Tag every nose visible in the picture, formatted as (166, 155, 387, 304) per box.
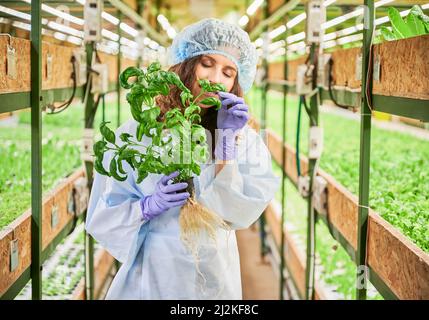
(208, 68, 222, 84)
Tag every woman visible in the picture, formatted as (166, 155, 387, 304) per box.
(86, 18, 280, 299)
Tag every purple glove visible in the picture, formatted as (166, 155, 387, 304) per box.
(140, 171, 190, 221)
(215, 92, 250, 161)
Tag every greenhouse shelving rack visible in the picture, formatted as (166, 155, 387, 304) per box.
(0, 84, 118, 114)
(0, 1, 134, 300)
(249, 123, 429, 300)
(267, 83, 429, 123)
(256, 0, 429, 301)
(2, 219, 77, 300)
(0, 168, 89, 300)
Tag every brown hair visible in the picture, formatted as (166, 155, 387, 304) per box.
(155, 55, 243, 158)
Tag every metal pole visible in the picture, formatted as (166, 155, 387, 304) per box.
(280, 7, 289, 300)
(84, 42, 95, 300)
(117, 11, 122, 128)
(137, 0, 146, 68)
(259, 0, 270, 259)
(305, 42, 319, 300)
(102, 94, 106, 123)
(356, 0, 374, 300)
(30, 0, 42, 300)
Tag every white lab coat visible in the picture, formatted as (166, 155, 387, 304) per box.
(85, 118, 280, 299)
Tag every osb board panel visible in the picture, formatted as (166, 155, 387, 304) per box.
(266, 128, 357, 248)
(0, 210, 31, 296)
(268, 56, 307, 83)
(97, 54, 136, 84)
(122, 57, 137, 70)
(398, 116, 424, 128)
(367, 211, 429, 300)
(257, 118, 429, 299)
(0, 112, 13, 120)
(320, 172, 358, 249)
(0, 168, 85, 297)
(330, 47, 361, 90)
(42, 42, 75, 90)
(265, 204, 326, 300)
(247, 116, 261, 133)
(253, 117, 429, 299)
(288, 56, 307, 83)
(0, 35, 138, 94)
(373, 35, 429, 100)
(0, 36, 30, 94)
(268, 61, 284, 81)
(269, 0, 284, 14)
(72, 249, 115, 300)
(265, 203, 282, 246)
(248, 7, 263, 33)
(0, 36, 76, 94)
(266, 128, 308, 185)
(41, 169, 85, 249)
(98, 52, 118, 83)
(93, 249, 115, 298)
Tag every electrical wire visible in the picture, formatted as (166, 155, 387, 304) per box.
(45, 55, 78, 114)
(327, 57, 349, 109)
(296, 95, 302, 177)
(364, 19, 375, 112)
(302, 94, 317, 126)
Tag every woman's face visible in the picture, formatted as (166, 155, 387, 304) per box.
(192, 54, 238, 110)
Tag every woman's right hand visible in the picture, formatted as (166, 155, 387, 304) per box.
(140, 171, 190, 221)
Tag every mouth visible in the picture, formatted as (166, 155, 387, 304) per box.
(203, 92, 218, 98)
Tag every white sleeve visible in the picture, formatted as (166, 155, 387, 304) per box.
(197, 126, 281, 230)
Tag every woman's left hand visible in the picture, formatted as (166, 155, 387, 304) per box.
(217, 92, 249, 132)
(214, 92, 249, 161)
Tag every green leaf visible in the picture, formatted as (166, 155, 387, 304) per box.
(137, 165, 149, 184)
(109, 157, 127, 181)
(184, 104, 201, 118)
(137, 123, 145, 141)
(207, 82, 227, 93)
(406, 11, 426, 36)
(199, 97, 221, 110)
(146, 158, 164, 173)
(167, 72, 186, 89)
(159, 83, 170, 96)
(119, 148, 140, 160)
(142, 107, 161, 123)
(381, 26, 397, 41)
(192, 144, 209, 163)
(142, 95, 154, 107)
(147, 61, 161, 73)
(120, 67, 144, 89)
(126, 91, 144, 122)
(119, 133, 133, 142)
(165, 108, 182, 119)
(409, 5, 429, 26)
(198, 79, 211, 91)
(180, 91, 192, 107)
(117, 159, 127, 175)
(189, 113, 201, 124)
(93, 140, 107, 158)
(192, 125, 207, 144)
(388, 7, 413, 39)
(125, 158, 135, 170)
(94, 158, 110, 176)
(191, 162, 201, 176)
(100, 121, 116, 145)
